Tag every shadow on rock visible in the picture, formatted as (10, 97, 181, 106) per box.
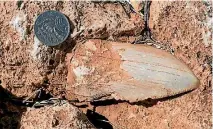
(130, 90, 193, 108)
(0, 85, 27, 129)
(86, 109, 113, 129)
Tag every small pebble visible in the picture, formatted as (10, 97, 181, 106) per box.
(155, 45, 161, 49)
(147, 43, 153, 46)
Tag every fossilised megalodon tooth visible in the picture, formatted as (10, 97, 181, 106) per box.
(66, 39, 199, 103)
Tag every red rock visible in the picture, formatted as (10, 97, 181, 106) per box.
(20, 103, 95, 129)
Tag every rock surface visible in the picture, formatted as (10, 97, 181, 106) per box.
(0, 1, 211, 129)
(0, 1, 143, 98)
(20, 103, 95, 129)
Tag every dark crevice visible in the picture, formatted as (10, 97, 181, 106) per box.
(86, 109, 113, 129)
(49, 59, 55, 66)
(90, 98, 157, 108)
(0, 86, 27, 129)
(90, 99, 125, 106)
(88, 90, 193, 108)
(130, 90, 193, 107)
(16, 0, 23, 9)
(132, 0, 153, 44)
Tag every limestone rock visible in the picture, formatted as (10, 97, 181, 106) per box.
(20, 103, 95, 129)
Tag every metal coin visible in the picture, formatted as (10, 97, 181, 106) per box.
(34, 10, 70, 46)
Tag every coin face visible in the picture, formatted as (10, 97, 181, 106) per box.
(34, 10, 70, 46)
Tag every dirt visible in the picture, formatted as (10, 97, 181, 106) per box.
(0, 1, 212, 129)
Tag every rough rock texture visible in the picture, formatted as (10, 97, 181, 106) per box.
(150, 1, 212, 91)
(20, 103, 95, 129)
(0, 1, 143, 98)
(63, 1, 144, 40)
(94, 1, 212, 129)
(0, 1, 212, 129)
(66, 39, 199, 103)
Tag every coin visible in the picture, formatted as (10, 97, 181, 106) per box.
(34, 10, 70, 46)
